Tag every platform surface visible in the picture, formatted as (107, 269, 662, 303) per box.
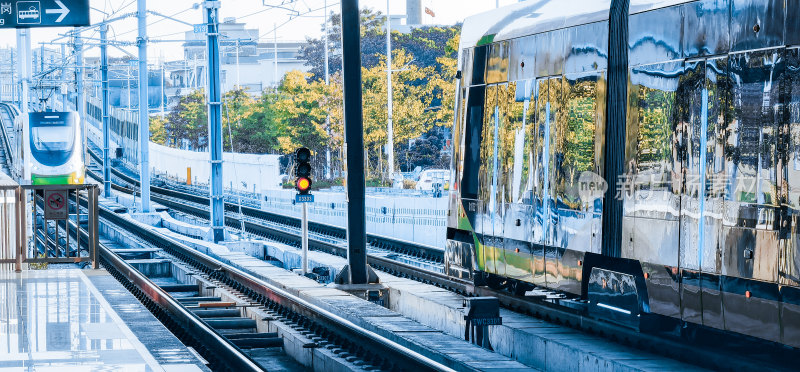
(0, 268, 208, 372)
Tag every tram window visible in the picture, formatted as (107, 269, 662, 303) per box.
(787, 49, 800, 209)
(460, 85, 486, 200)
(628, 61, 682, 208)
(629, 5, 682, 66)
(564, 73, 600, 209)
(472, 45, 488, 86)
(728, 50, 782, 207)
(512, 80, 535, 203)
(497, 83, 516, 206)
(486, 41, 509, 84)
(478, 85, 498, 206)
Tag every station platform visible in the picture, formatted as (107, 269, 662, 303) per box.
(0, 268, 209, 372)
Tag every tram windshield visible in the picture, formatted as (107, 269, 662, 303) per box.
(28, 112, 77, 167)
(32, 126, 74, 151)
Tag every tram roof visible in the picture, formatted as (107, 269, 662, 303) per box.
(459, 0, 695, 50)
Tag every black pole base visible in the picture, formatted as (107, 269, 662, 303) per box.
(334, 264, 380, 284)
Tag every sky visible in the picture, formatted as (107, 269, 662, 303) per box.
(0, 0, 521, 62)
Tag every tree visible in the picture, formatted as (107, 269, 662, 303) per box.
(149, 115, 168, 145)
(299, 9, 460, 82)
(222, 88, 255, 152)
(166, 89, 208, 149)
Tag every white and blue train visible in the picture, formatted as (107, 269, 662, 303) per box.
(14, 111, 85, 185)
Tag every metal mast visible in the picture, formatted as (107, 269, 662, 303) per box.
(100, 25, 112, 198)
(205, 0, 225, 243)
(385, 0, 394, 178)
(137, 0, 151, 212)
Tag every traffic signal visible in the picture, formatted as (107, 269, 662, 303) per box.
(295, 147, 312, 194)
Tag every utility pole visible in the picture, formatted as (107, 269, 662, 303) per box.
(205, 0, 225, 243)
(60, 44, 67, 110)
(273, 23, 278, 89)
(101, 25, 111, 198)
(17, 29, 30, 116)
(341, 0, 368, 284)
(75, 31, 85, 156)
(161, 62, 165, 118)
(138, 0, 151, 212)
(385, 0, 394, 179)
(324, 0, 331, 179)
(10, 49, 15, 105)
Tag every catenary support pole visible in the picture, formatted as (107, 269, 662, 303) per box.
(341, 0, 368, 284)
(75, 30, 86, 160)
(205, 0, 225, 243)
(137, 0, 151, 212)
(385, 0, 394, 179)
(16, 30, 30, 116)
(61, 44, 67, 110)
(100, 25, 112, 198)
(324, 0, 331, 179)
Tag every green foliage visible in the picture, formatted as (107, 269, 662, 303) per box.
(149, 116, 168, 145)
(161, 15, 461, 181)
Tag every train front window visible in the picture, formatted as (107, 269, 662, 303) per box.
(32, 126, 74, 152)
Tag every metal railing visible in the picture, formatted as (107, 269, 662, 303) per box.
(0, 172, 24, 271)
(23, 184, 99, 269)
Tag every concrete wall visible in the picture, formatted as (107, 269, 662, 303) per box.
(149, 142, 282, 191)
(261, 189, 448, 248)
(87, 121, 282, 191)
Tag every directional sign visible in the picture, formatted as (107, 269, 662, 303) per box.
(0, 0, 89, 28)
(44, 190, 68, 220)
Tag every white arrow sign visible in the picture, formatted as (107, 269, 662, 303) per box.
(45, 0, 70, 23)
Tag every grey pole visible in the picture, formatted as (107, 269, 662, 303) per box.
(302, 203, 308, 274)
(75, 31, 85, 159)
(324, 0, 331, 179)
(137, 0, 151, 212)
(204, 0, 225, 243)
(341, 0, 368, 284)
(60, 44, 67, 110)
(273, 23, 278, 89)
(101, 25, 112, 198)
(10, 49, 14, 105)
(385, 0, 394, 178)
(17, 29, 30, 115)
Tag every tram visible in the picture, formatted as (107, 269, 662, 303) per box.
(446, 0, 800, 347)
(14, 111, 85, 185)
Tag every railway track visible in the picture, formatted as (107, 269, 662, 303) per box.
(85, 143, 800, 371)
(58, 190, 453, 371)
(0, 103, 17, 176)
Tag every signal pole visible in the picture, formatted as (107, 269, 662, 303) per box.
(137, 0, 151, 212)
(205, 0, 225, 243)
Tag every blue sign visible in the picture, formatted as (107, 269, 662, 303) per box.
(0, 0, 90, 28)
(295, 194, 314, 203)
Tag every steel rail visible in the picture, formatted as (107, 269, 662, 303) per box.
(56, 201, 262, 371)
(88, 197, 454, 372)
(83, 162, 793, 371)
(132, 178, 779, 372)
(0, 103, 17, 174)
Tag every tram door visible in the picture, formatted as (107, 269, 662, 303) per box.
(532, 76, 561, 287)
(679, 58, 726, 328)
